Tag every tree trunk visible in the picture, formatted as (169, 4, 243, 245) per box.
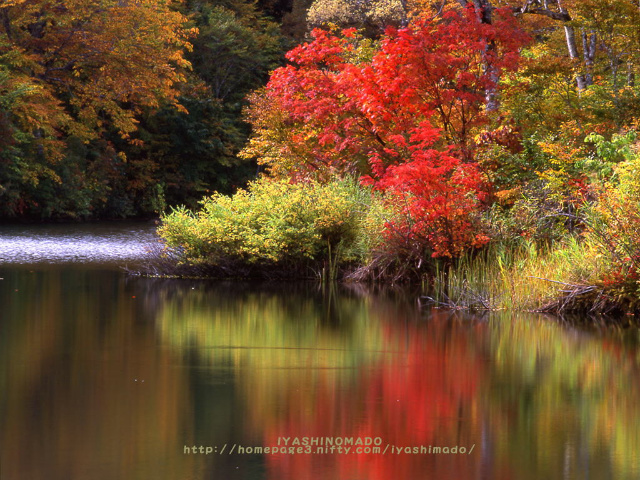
(515, 2, 594, 91)
(473, 0, 493, 23)
(398, 0, 409, 27)
(564, 25, 587, 90)
(458, 0, 499, 110)
(1, 9, 12, 40)
(581, 30, 596, 87)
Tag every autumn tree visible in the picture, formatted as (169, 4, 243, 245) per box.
(0, 0, 289, 218)
(0, 42, 76, 215)
(1, 0, 193, 139)
(243, 8, 527, 258)
(307, 0, 408, 36)
(0, 0, 196, 217)
(496, 0, 640, 200)
(117, 1, 287, 210)
(448, 1, 640, 93)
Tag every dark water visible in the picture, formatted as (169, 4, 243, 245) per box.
(1, 223, 639, 480)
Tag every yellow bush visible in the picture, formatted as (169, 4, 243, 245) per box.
(158, 176, 386, 268)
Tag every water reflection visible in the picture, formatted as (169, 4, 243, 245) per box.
(486, 316, 640, 480)
(1, 266, 640, 480)
(0, 269, 196, 480)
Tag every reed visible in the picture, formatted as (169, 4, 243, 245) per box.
(430, 237, 606, 312)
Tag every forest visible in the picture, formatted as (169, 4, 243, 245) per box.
(2, 0, 640, 312)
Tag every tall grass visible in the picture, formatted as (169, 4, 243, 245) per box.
(431, 237, 606, 311)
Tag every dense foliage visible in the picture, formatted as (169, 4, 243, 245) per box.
(0, 0, 287, 219)
(238, 0, 640, 306)
(159, 177, 385, 277)
(243, 8, 528, 262)
(3, 0, 640, 307)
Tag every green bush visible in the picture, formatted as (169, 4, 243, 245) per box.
(157, 176, 385, 272)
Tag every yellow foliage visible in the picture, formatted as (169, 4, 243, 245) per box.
(307, 0, 406, 31)
(1, 0, 194, 139)
(158, 176, 387, 267)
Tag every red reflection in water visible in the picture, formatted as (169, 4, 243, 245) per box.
(261, 312, 514, 480)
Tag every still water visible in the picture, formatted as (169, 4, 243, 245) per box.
(1, 222, 639, 480)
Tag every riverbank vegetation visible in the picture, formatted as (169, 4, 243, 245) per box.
(158, 176, 386, 279)
(3, 0, 640, 313)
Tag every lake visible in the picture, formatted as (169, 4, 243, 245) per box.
(1, 222, 639, 480)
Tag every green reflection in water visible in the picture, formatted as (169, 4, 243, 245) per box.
(158, 286, 640, 480)
(2, 267, 640, 480)
(487, 314, 640, 480)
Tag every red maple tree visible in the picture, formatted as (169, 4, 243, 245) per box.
(259, 7, 529, 257)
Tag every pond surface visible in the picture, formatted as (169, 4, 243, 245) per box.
(1, 222, 640, 480)
(0, 222, 159, 265)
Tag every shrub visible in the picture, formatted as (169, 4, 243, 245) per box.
(585, 138, 640, 299)
(157, 176, 385, 276)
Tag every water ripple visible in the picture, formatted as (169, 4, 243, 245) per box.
(0, 222, 160, 265)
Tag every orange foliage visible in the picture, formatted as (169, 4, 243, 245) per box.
(0, 0, 194, 139)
